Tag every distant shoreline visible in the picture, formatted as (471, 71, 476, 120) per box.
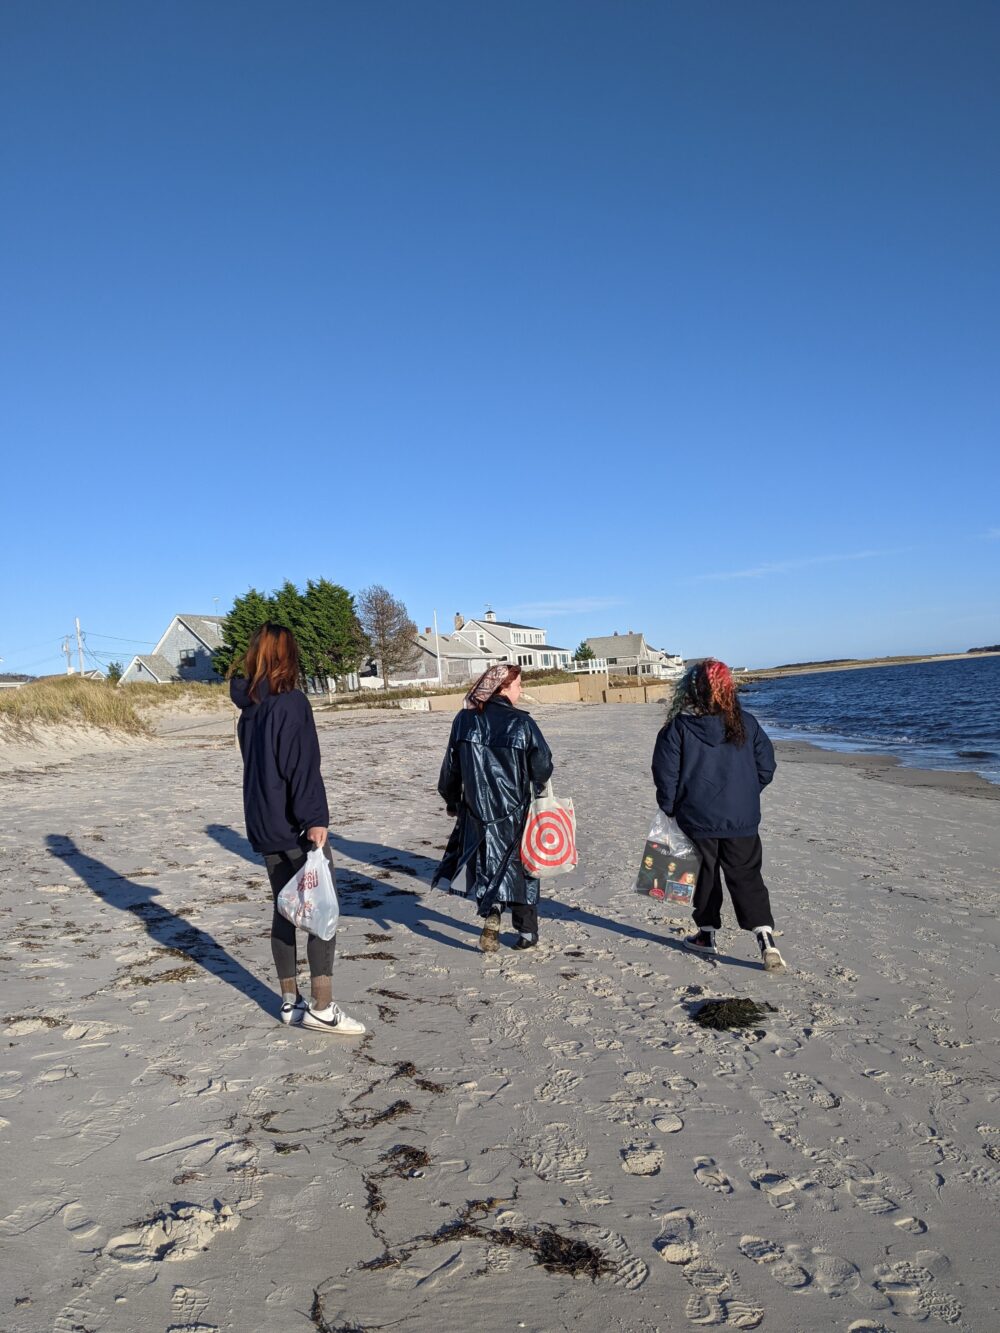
(743, 650, 998, 681)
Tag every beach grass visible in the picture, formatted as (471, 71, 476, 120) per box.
(0, 677, 151, 736)
(119, 681, 229, 710)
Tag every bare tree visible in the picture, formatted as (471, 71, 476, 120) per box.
(357, 585, 418, 690)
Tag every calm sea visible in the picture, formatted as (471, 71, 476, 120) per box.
(740, 655, 1000, 785)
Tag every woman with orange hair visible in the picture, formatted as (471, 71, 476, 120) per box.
(230, 623, 365, 1034)
(652, 659, 785, 971)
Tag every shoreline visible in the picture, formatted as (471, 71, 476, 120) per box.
(774, 735, 1000, 798)
(743, 649, 998, 679)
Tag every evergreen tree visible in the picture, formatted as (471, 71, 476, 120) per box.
(214, 587, 274, 677)
(303, 578, 367, 683)
(574, 641, 596, 661)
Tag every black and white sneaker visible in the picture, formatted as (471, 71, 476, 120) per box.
(682, 930, 719, 956)
(280, 996, 308, 1025)
(301, 1002, 366, 1035)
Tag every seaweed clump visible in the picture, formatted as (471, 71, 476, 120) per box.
(693, 997, 777, 1030)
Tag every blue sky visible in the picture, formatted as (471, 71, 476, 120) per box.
(2, 1, 998, 674)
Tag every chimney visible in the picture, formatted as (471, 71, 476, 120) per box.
(613, 630, 618, 637)
(454, 612, 464, 630)
(424, 627, 432, 636)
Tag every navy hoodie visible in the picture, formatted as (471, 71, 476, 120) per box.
(230, 677, 329, 854)
(652, 708, 776, 840)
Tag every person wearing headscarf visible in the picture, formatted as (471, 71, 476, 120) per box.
(652, 659, 784, 971)
(432, 663, 554, 951)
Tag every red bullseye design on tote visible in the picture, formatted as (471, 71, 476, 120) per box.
(522, 808, 576, 873)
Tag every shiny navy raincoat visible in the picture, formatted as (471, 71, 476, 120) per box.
(432, 697, 554, 918)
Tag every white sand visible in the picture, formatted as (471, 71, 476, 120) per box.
(1, 703, 998, 1331)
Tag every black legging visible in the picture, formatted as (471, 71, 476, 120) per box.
(264, 843, 337, 979)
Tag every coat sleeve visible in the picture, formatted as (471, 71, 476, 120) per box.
(438, 714, 463, 810)
(652, 721, 682, 815)
(752, 720, 776, 790)
(526, 719, 554, 794)
(275, 694, 330, 831)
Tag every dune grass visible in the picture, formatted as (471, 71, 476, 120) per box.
(0, 677, 151, 737)
(119, 680, 229, 710)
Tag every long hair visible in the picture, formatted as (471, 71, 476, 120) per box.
(666, 658, 746, 746)
(241, 623, 301, 702)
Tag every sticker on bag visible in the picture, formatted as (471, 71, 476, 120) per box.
(634, 811, 701, 907)
(276, 846, 340, 940)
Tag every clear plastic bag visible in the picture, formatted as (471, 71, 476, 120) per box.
(276, 847, 340, 941)
(633, 810, 702, 907)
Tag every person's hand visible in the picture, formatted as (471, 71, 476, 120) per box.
(307, 826, 328, 848)
(446, 804, 458, 817)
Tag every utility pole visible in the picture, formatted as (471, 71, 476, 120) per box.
(62, 637, 73, 674)
(75, 618, 85, 676)
(433, 609, 442, 687)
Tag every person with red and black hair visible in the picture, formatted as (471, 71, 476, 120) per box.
(230, 623, 365, 1033)
(652, 659, 785, 971)
(433, 663, 554, 951)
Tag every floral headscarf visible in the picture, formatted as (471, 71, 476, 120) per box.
(464, 662, 515, 711)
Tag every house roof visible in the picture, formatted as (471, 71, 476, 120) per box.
(177, 615, 225, 647)
(586, 634, 648, 658)
(521, 644, 569, 654)
(414, 633, 504, 660)
(465, 618, 543, 632)
(129, 654, 180, 683)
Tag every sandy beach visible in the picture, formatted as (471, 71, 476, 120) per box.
(2, 702, 998, 1332)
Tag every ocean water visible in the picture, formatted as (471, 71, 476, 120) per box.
(740, 655, 1000, 785)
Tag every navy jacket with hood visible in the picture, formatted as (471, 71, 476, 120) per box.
(230, 677, 329, 854)
(652, 708, 776, 841)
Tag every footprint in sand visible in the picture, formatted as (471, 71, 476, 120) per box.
(62, 1202, 107, 1253)
(738, 1236, 810, 1289)
(534, 1068, 582, 1104)
(106, 1200, 240, 1267)
(621, 1146, 663, 1176)
(654, 1209, 700, 1265)
(653, 1112, 684, 1134)
(694, 1157, 733, 1194)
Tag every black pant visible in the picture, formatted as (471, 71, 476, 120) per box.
(509, 901, 538, 939)
(691, 835, 774, 932)
(264, 843, 337, 979)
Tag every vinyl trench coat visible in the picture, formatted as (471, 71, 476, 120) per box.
(432, 696, 554, 918)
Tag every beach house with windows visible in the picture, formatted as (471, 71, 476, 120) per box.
(450, 610, 573, 671)
(361, 628, 506, 689)
(582, 632, 683, 679)
(119, 614, 226, 685)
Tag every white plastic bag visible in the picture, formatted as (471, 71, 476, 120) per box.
(634, 810, 702, 906)
(276, 847, 340, 941)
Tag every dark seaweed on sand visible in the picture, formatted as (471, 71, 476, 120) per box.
(693, 997, 777, 1029)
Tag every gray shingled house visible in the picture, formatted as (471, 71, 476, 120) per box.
(119, 614, 225, 685)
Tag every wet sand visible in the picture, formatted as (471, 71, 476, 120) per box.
(2, 702, 998, 1331)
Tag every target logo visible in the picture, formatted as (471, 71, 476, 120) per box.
(522, 806, 578, 876)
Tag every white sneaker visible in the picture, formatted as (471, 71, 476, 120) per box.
(755, 929, 786, 972)
(280, 996, 308, 1025)
(301, 1002, 366, 1036)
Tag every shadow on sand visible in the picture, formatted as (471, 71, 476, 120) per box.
(202, 824, 763, 967)
(46, 834, 276, 1016)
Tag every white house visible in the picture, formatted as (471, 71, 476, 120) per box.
(450, 610, 573, 671)
(583, 632, 684, 679)
(360, 628, 505, 690)
(120, 614, 226, 685)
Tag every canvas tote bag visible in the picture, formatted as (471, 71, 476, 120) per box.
(521, 780, 578, 878)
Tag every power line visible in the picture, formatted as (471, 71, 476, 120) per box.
(85, 632, 158, 645)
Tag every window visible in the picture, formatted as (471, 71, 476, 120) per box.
(608, 657, 618, 665)
(179, 648, 196, 669)
(477, 633, 486, 648)
(542, 654, 552, 667)
(517, 654, 533, 667)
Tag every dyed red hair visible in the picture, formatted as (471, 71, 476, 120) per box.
(243, 623, 301, 702)
(689, 658, 746, 745)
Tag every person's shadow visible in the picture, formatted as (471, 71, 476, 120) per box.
(46, 834, 276, 1016)
(204, 824, 482, 954)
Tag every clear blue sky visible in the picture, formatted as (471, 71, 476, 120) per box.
(2, 1, 998, 673)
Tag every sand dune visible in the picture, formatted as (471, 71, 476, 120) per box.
(1, 703, 997, 1330)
